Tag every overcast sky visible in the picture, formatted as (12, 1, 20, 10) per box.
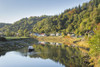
(0, 0, 90, 23)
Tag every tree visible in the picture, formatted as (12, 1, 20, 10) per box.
(18, 30, 23, 36)
(24, 29, 28, 37)
(81, 3, 87, 10)
(5, 29, 10, 36)
(93, 0, 99, 7)
(89, 23, 100, 56)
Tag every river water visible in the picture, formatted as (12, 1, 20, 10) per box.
(0, 41, 89, 67)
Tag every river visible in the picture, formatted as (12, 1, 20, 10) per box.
(0, 41, 89, 67)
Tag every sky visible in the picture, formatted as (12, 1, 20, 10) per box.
(0, 0, 90, 24)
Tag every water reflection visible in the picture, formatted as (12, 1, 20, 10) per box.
(38, 41, 62, 46)
(0, 51, 64, 67)
(0, 44, 89, 67)
(32, 45, 89, 67)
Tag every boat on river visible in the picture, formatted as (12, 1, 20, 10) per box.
(28, 46, 34, 52)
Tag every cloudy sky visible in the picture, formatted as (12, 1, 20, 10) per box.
(0, 0, 90, 23)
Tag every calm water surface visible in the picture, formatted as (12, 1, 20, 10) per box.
(0, 42, 89, 67)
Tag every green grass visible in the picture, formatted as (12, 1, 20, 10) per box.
(5, 37, 29, 40)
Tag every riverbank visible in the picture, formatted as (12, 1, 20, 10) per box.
(37, 36, 100, 67)
(0, 37, 38, 52)
(37, 36, 89, 48)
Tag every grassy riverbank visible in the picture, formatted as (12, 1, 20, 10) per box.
(37, 36, 89, 48)
(37, 35, 100, 67)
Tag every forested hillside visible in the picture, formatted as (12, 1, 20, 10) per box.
(8, 15, 49, 32)
(33, 0, 100, 35)
(0, 23, 11, 28)
(0, 0, 100, 36)
(0, 15, 50, 36)
(0, 23, 11, 33)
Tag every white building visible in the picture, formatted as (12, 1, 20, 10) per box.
(67, 33, 75, 37)
(56, 33, 61, 36)
(50, 34, 56, 36)
(39, 33, 47, 36)
(50, 42, 56, 45)
(56, 43, 62, 45)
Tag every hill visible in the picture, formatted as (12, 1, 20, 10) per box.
(0, 23, 11, 28)
(0, 15, 50, 36)
(33, 0, 100, 35)
(1, 0, 100, 36)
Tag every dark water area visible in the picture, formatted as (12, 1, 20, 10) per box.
(0, 41, 90, 67)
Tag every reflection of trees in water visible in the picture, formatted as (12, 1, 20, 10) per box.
(0, 45, 24, 57)
(30, 45, 89, 67)
(0, 44, 89, 67)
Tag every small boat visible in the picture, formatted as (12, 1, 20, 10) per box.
(28, 46, 34, 52)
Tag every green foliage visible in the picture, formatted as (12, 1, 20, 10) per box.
(0, 15, 50, 36)
(0, 23, 11, 28)
(89, 26, 100, 56)
(32, 0, 100, 35)
(0, 0, 100, 36)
